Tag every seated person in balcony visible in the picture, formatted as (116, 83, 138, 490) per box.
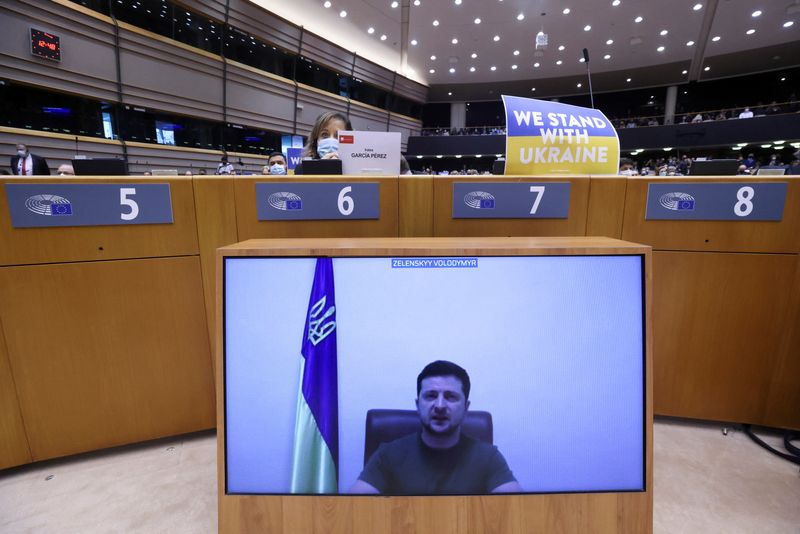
(738, 107, 754, 119)
(294, 111, 352, 174)
(691, 113, 704, 123)
(350, 360, 521, 495)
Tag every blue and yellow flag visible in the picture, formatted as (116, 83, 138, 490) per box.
(502, 95, 619, 175)
(290, 258, 339, 493)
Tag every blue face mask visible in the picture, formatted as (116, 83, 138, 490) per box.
(269, 163, 286, 175)
(317, 137, 339, 158)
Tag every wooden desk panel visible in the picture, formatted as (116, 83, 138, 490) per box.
(652, 251, 796, 424)
(0, 256, 215, 461)
(399, 175, 433, 237)
(233, 176, 399, 240)
(432, 176, 590, 237)
(0, 317, 31, 469)
(0, 177, 200, 266)
(621, 176, 800, 253)
(586, 176, 627, 238)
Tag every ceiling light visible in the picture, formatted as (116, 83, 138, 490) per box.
(712, 35, 721, 41)
(517, 13, 525, 21)
(323, 1, 331, 7)
(563, 8, 570, 14)
(606, 39, 614, 45)
(475, 154, 482, 158)
(390, 1, 398, 7)
(339, 10, 347, 17)
(474, 17, 481, 24)
(660, 29, 668, 36)
(451, 38, 458, 44)
(751, 10, 761, 17)
(531, 87, 536, 91)
(682, 69, 688, 74)
(604, 54, 611, 59)
(556, 60, 562, 65)
(436, 155, 443, 158)
(493, 35, 500, 41)
(454, 0, 461, 4)
(511, 64, 518, 69)
(469, 66, 475, 72)
(704, 66, 710, 71)
(686, 40, 695, 46)
(612, 0, 620, 5)
(367, 27, 375, 34)
(657, 46, 665, 52)
(760, 144, 772, 148)
(411, 39, 418, 45)
(784, 21, 795, 28)
(513, 49, 520, 55)
(577, 83, 582, 87)
(380, 34, 387, 40)
(579, 57, 585, 62)
(471, 52, 478, 58)
(533, 62, 540, 67)
(634, 16, 643, 23)
(449, 67, 455, 73)
(432, 20, 439, 26)
(455, 155, 462, 158)
(558, 45, 565, 51)
(414, 0, 420, 5)
(429, 69, 435, 73)
(430, 55, 436, 60)
(626, 77, 632, 82)
(416, 155, 422, 159)
(490, 65, 497, 71)
(781, 77, 786, 81)
(584, 24, 591, 31)
(693, 3, 702, 11)
(746, 28, 755, 35)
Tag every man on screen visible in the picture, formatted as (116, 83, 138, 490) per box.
(349, 360, 522, 495)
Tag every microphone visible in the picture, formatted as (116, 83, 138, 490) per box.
(582, 48, 595, 109)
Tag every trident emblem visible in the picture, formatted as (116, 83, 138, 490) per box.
(307, 295, 336, 346)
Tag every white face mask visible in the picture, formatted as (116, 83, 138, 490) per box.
(316, 137, 339, 158)
(269, 163, 286, 175)
(620, 169, 634, 176)
(17, 150, 27, 157)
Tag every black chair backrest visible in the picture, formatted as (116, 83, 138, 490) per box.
(364, 409, 493, 465)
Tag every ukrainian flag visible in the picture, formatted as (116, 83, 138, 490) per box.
(290, 258, 339, 493)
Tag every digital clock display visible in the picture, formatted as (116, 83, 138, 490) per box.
(30, 29, 61, 62)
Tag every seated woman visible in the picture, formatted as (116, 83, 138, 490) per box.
(295, 111, 353, 174)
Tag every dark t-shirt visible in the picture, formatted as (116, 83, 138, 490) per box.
(357, 432, 516, 495)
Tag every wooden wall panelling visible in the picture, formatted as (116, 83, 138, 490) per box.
(388, 113, 424, 151)
(432, 176, 591, 237)
(233, 176, 399, 240)
(621, 176, 800, 253)
(193, 176, 239, 370)
(348, 102, 391, 134)
(392, 74, 429, 104)
(0, 0, 119, 102)
(295, 86, 350, 135)
(227, 0, 302, 54)
(586, 176, 628, 238)
(117, 24, 224, 121)
(652, 251, 796, 424)
(225, 62, 297, 134)
(299, 32, 353, 78)
(0, 315, 32, 469)
(0, 177, 199, 266)
(123, 142, 224, 175)
(352, 57, 395, 94)
(399, 175, 434, 237)
(763, 254, 800, 429)
(0, 256, 215, 461)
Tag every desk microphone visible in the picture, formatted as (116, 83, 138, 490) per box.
(583, 48, 595, 109)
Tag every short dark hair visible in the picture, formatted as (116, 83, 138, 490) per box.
(268, 151, 286, 161)
(417, 360, 471, 400)
(619, 157, 634, 167)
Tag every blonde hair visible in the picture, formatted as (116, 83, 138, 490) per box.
(302, 111, 353, 158)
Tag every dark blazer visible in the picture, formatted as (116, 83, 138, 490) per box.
(10, 153, 50, 175)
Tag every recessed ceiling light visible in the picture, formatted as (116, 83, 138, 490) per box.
(446, 93, 451, 96)
(339, 10, 347, 17)
(606, 39, 614, 45)
(429, 68, 435, 73)
(634, 15, 643, 23)
(531, 87, 536, 91)
(490, 65, 497, 71)
(533, 62, 540, 67)
(660, 29, 668, 36)
(390, 1, 398, 7)
(323, 1, 331, 7)
(430, 55, 436, 60)
(411, 39, 418, 45)
(686, 40, 695, 46)
(657, 45, 665, 52)
(682, 69, 688, 74)
(712, 35, 720, 41)
(380, 34, 387, 40)
(511, 64, 518, 69)
(704, 66, 710, 71)
(781, 77, 786, 81)
(493, 35, 501, 41)
(454, 0, 461, 4)
(579, 57, 585, 62)
(746, 28, 756, 34)
(416, 155, 422, 159)
(784, 21, 795, 28)
(577, 82, 582, 87)
(367, 27, 375, 34)
(449, 67, 455, 73)
(626, 77, 632, 82)
(413, 0, 420, 5)
(584, 24, 591, 31)
(751, 10, 761, 17)
(558, 45, 565, 51)
(693, 3, 702, 11)
(604, 54, 611, 59)
(469, 66, 476, 72)
(563, 8, 570, 14)
(513, 49, 520, 55)
(474, 17, 481, 24)
(556, 60, 563, 65)
(612, 0, 620, 5)
(432, 20, 439, 26)
(517, 13, 525, 21)
(471, 52, 478, 58)
(451, 38, 459, 44)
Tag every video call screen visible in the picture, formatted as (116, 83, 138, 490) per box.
(224, 255, 645, 495)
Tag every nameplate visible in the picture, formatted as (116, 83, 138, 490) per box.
(5, 183, 173, 228)
(645, 183, 787, 221)
(451, 182, 570, 219)
(256, 182, 380, 220)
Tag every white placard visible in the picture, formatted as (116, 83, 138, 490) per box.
(337, 130, 401, 176)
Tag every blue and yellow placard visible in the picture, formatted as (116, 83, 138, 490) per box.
(502, 95, 619, 175)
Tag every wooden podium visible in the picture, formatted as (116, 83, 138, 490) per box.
(216, 237, 653, 534)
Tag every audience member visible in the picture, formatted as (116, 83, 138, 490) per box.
(11, 143, 50, 175)
(738, 107, 754, 119)
(56, 163, 75, 176)
(267, 151, 287, 175)
(216, 156, 234, 175)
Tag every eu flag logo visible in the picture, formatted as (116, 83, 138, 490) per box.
(286, 200, 302, 210)
(51, 203, 73, 215)
(677, 200, 694, 211)
(480, 198, 495, 209)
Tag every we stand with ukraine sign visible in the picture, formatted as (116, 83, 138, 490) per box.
(502, 95, 619, 175)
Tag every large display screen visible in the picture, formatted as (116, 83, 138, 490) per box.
(224, 255, 645, 495)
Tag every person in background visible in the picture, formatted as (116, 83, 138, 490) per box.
(216, 155, 234, 175)
(738, 107, 754, 119)
(302, 111, 352, 160)
(266, 152, 287, 175)
(11, 143, 50, 175)
(56, 163, 75, 176)
(743, 153, 756, 169)
(184, 170, 193, 176)
(400, 155, 412, 175)
(197, 168, 207, 175)
(619, 157, 637, 176)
